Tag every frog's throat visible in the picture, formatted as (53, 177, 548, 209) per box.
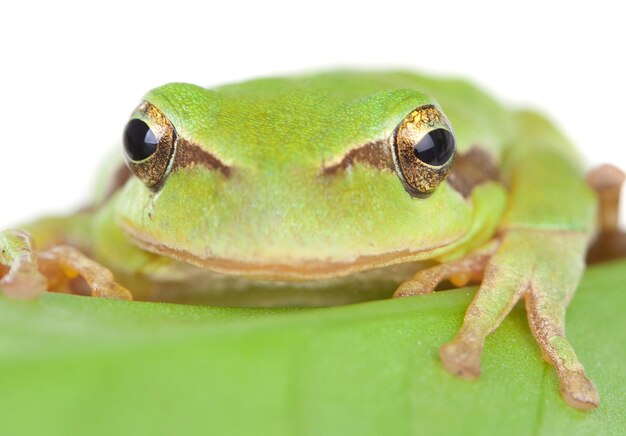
(120, 222, 460, 281)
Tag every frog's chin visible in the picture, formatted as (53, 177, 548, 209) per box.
(120, 223, 458, 281)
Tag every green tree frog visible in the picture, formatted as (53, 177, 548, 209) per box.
(1, 71, 623, 411)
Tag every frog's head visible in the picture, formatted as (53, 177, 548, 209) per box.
(115, 73, 477, 279)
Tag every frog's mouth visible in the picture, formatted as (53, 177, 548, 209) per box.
(120, 221, 457, 281)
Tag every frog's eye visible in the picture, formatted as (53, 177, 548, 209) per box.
(392, 105, 456, 197)
(124, 119, 158, 161)
(123, 102, 176, 190)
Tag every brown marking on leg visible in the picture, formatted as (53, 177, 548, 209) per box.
(525, 291, 600, 410)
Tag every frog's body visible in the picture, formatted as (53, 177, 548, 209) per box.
(0, 71, 610, 410)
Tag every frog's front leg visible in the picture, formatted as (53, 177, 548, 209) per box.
(38, 245, 132, 300)
(393, 242, 498, 297)
(439, 230, 599, 410)
(0, 228, 132, 301)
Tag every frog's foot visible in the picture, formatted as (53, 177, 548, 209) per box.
(38, 246, 132, 300)
(393, 245, 496, 297)
(0, 230, 48, 299)
(586, 164, 626, 263)
(440, 229, 599, 411)
(0, 230, 132, 301)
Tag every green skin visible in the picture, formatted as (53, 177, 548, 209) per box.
(0, 71, 600, 410)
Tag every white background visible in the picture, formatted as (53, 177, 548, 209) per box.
(1, 0, 625, 227)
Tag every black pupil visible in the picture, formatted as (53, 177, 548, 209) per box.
(123, 119, 159, 161)
(413, 128, 455, 166)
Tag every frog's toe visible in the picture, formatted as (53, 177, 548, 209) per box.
(0, 230, 47, 299)
(39, 245, 132, 301)
(560, 370, 600, 410)
(92, 282, 133, 300)
(586, 164, 626, 263)
(0, 265, 48, 299)
(526, 289, 599, 410)
(393, 248, 492, 298)
(439, 337, 481, 379)
(439, 241, 526, 381)
(393, 274, 439, 297)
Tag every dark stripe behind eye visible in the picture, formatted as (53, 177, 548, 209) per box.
(322, 140, 395, 176)
(173, 138, 231, 177)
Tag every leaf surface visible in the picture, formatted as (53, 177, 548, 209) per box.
(1, 260, 624, 435)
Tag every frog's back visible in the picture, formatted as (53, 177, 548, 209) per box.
(213, 70, 517, 157)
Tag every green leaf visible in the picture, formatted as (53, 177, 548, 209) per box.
(1, 260, 625, 435)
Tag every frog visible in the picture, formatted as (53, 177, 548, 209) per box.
(1, 70, 624, 411)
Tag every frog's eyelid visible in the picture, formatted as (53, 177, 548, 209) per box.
(172, 137, 231, 177)
(321, 140, 395, 176)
